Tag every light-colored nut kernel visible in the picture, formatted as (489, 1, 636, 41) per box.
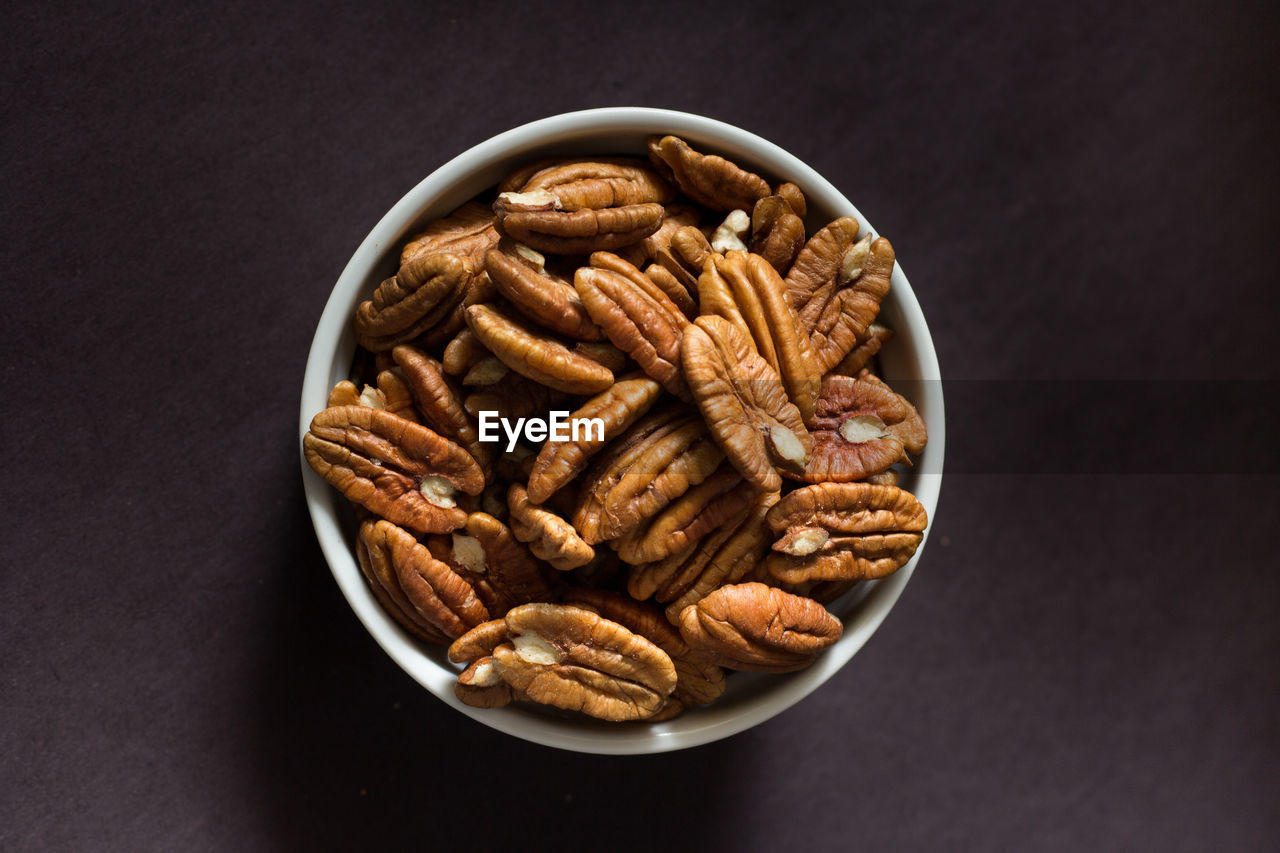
(419, 475, 458, 508)
(513, 243, 545, 271)
(781, 527, 829, 556)
(357, 385, 385, 409)
(463, 356, 509, 386)
(838, 415, 892, 443)
(512, 631, 561, 665)
(710, 209, 750, 253)
(498, 189, 561, 208)
(452, 533, 486, 573)
(840, 233, 873, 284)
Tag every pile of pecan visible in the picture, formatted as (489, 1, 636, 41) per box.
(304, 135, 929, 723)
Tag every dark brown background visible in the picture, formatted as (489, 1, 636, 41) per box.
(3, 1, 1278, 849)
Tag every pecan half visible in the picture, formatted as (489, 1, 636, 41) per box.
(357, 519, 488, 641)
(646, 135, 771, 212)
(328, 371, 419, 423)
(696, 251, 820, 421)
(526, 374, 663, 504)
(562, 588, 725, 707)
(491, 603, 677, 721)
(464, 303, 613, 395)
(785, 217, 863, 327)
(571, 407, 724, 544)
(793, 373, 927, 483)
(764, 483, 927, 584)
(643, 263, 698, 319)
(354, 253, 470, 352)
(484, 244, 604, 342)
(356, 521, 448, 645)
(511, 158, 675, 210)
(391, 344, 490, 474)
(655, 225, 714, 293)
(493, 191, 664, 255)
(676, 582, 843, 672)
(304, 406, 484, 534)
(400, 200, 499, 269)
(806, 237, 895, 372)
(680, 316, 812, 492)
(613, 465, 752, 565)
(508, 484, 594, 571)
(749, 194, 805, 274)
(575, 252, 690, 398)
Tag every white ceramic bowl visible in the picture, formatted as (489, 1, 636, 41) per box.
(299, 107, 945, 754)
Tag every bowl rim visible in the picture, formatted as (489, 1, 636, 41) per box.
(299, 107, 945, 754)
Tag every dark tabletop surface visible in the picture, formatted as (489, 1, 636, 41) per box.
(3, 1, 1278, 850)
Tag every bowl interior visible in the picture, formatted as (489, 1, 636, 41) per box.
(299, 108, 944, 754)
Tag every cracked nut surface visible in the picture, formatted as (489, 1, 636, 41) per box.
(681, 316, 811, 492)
(304, 406, 484, 534)
(491, 603, 677, 721)
(677, 582, 843, 672)
(765, 483, 927, 583)
(328, 371, 419, 423)
(794, 373, 927, 483)
(646, 135, 771, 212)
(459, 512, 557, 612)
(455, 656, 515, 708)
(464, 303, 614, 395)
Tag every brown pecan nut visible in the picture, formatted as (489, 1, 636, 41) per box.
(355, 521, 449, 645)
(785, 217, 863, 328)
(749, 194, 806, 274)
(630, 491, 778, 623)
(304, 406, 484, 534)
(696, 251, 821, 421)
(491, 603, 677, 721)
(391, 344, 490, 474)
(643, 262, 698, 319)
(680, 316, 812, 492)
(646, 135, 771, 212)
(562, 588, 725, 707)
(353, 253, 470, 352)
(447, 618, 510, 664)
(575, 252, 691, 398)
(806, 237, 894, 372)
(454, 656, 515, 709)
(507, 484, 594, 571)
(400, 200, 499, 269)
(441, 327, 489, 377)
(775, 182, 807, 218)
(526, 374, 663, 504)
(328, 371, 419, 424)
(676, 582, 843, 672)
(613, 465, 752, 565)
(357, 519, 488, 641)
(493, 190, 664, 255)
(510, 158, 675, 210)
(832, 322, 894, 376)
(458, 512, 557, 611)
(571, 407, 724, 545)
(793, 373, 927, 483)
(764, 483, 927, 584)
(464, 303, 613, 395)
(484, 244, 604, 342)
